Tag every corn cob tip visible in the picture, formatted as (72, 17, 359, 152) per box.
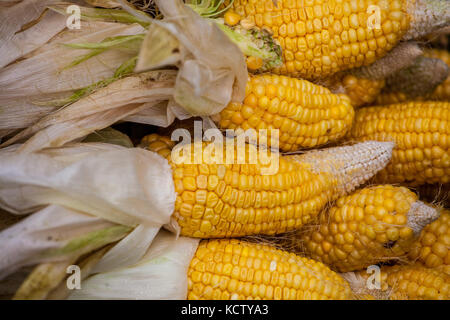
(384, 56, 450, 98)
(404, 0, 450, 40)
(407, 201, 440, 235)
(292, 141, 395, 197)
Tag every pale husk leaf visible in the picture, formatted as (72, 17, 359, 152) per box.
(0, 204, 121, 280)
(85, 0, 120, 8)
(2, 70, 176, 151)
(69, 230, 200, 300)
(0, 0, 67, 68)
(0, 21, 144, 99)
(136, 0, 247, 116)
(0, 143, 176, 227)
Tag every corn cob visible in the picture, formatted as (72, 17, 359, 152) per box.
(348, 101, 450, 186)
(143, 134, 394, 238)
(225, 0, 449, 79)
(215, 74, 355, 151)
(188, 238, 354, 300)
(324, 74, 385, 108)
(287, 185, 440, 272)
(426, 49, 450, 101)
(344, 264, 450, 300)
(408, 209, 450, 273)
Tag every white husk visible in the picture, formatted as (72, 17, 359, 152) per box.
(0, 142, 178, 277)
(2, 71, 176, 152)
(137, 0, 247, 116)
(0, 204, 117, 280)
(69, 230, 200, 300)
(0, 142, 176, 226)
(0, 21, 145, 133)
(0, 0, 67, 68)
(0, 21, 144, 98)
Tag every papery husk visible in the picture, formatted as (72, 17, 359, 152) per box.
(46, 245, 112, 299)
(1, 70, 176, 152)
(0, 142, 177, 278)
(82, 127, 133, 147)
(0, 0, 68, 68)
(135, 0, 247, 116)
(0, 204, 126, 280)
(0, 21, 145, 133)
(0, 142, 175, 226)
(69, 230, 199, 300)
(85, 0, 120, 8)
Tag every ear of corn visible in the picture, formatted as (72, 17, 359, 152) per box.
(348, 101, 450, 186)
(227, 0, 411, 79)
(344, 264, 450, 300)
(187, 238, 354, 300)
(408, 209, 450, 273)
(216, 74, 355, 151)
(143, 134, 393, 238)
(287, 185, 440, 272)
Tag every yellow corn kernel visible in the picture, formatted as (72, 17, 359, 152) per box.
(348, 101, 450, 186)
(287, 185, 440, 272)
(224, 10, 241, 27)
(325, 73, 386, 108)
(188, 239, 354, 300)
(409, 209, 450, 271)
(218, 74, 355, 152)
(228, 0, 410, 79)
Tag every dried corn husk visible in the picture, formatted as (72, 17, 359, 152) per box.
(136, 0, 247, 116)
(69, 230, 199, 300)
(0, 142, 177, 278)
(0, 0, 68, 68)
(82, 127, 133, 147)
(0, 204, 126, 280)
(1, 70, 176, 151)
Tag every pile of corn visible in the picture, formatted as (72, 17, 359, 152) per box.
(0, 0, 449, 301)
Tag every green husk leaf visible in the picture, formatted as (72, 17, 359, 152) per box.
(69, 230, 200, 300)
(82, 127, 134, 148)
(48, 3, 150, 26)
(85, 0, 121, 8)
(36, 56, 138, 107)
(215, 23, 283, 71)
(0, 0, 68, 68)
(45, 225, 132, 258)
(186, 0, 234, 18)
